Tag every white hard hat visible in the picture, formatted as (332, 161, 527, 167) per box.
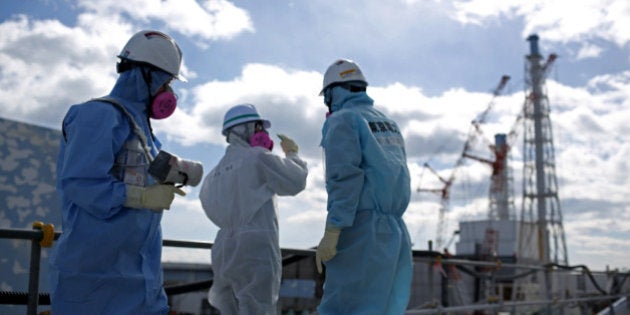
(319, 59, 368, 95)
(118, 30, 187, 82)
(222, 104, 271, 136)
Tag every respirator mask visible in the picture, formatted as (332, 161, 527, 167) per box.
(150, 86, 177, 119)
(148, 151, 204, 187)
(250, 121, 274, 150)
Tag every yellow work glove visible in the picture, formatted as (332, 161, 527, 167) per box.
(277, 134, 299, 155)
(125, 184, 186, 211)
(315, 227, 341, 273)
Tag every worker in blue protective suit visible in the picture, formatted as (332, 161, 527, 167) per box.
(199, 104, 308, 314)
(316, 59, 413, 315)
(49, 30, 188, 315)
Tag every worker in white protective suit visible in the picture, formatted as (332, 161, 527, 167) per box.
(49, 30, 187, 314)
(316, 59, 413, 314)
(199, 103, 308, 314)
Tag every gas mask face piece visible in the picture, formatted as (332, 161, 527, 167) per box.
(250, 131, 274, 151)
(150, 85, 177, 119)
(250, 121, 274, 150)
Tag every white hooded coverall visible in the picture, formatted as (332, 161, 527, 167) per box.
(199, 136, 307, 314)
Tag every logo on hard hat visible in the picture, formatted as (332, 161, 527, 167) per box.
(339, 69, 357, 78)
(144, 31, 169, 40)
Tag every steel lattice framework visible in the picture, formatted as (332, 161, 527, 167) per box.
(519, 34, 568, 265)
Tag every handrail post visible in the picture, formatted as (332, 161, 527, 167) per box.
(441, 264, 449, 308)
(27, 226, 43, 315)
(544, 266, 552, 315)
(428, 241, 434, 305)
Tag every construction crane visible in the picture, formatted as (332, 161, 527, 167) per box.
(417, 75, 510, 252)
(462, 133, 514, 221)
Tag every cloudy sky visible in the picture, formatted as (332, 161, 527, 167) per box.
(1, 0, 629, 271)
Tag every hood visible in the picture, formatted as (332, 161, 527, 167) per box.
(226, 122, 256, 147)
(109, 66, 172, 113)
(329, 86, 374, 113)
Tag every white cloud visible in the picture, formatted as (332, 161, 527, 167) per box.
(452, 1, 518, 25)
(565, 210, 630, 269)
(156, 63, 323, 152)
(76, 0, 253, 42)
(576, 43, 603, 59)
(548, 74, 630, 204)
(0, 1, 253, 129)
(0, 14, 126, 127)
(451, 0, 630, 49)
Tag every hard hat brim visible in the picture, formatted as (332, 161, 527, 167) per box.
(175, 73, 187, 83)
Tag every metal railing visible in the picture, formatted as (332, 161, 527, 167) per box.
(0, 224, 60, 315)
(2, 225, 629, 315)
(408, 256, 630, 314)
(0, 225, 317, 314)
(406, 294, 630, 314)
(160, 239, 316, 296)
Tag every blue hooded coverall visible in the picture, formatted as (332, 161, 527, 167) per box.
(49, 67, 172, 315)
(318, 87, 413, 315)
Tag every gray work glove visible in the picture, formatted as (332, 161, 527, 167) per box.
(125, 184, 186, 211)
(315, 227, 341, 273)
